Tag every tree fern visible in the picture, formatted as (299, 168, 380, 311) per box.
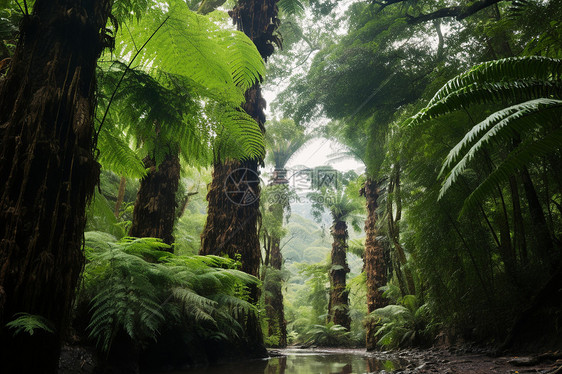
(439, 99, 562, 198)
(408, 57, 562, 213)
(81, 232, 259, 352)
(411, 57, 562, 125)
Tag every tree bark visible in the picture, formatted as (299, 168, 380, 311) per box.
(362, 178, 387, 350)
(328, 220, 351, 330)
(129, 153, 181, 247)
(199, 158, 266, 356)
(0, 0, 111, 371)
(114, 175, 127, 218)
(200, 0, 280, 355)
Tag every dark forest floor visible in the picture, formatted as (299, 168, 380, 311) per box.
(368, 347, 562, 373)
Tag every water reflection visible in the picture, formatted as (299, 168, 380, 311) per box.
(173, 349, 406, 374)
(264, 351, 403, 374)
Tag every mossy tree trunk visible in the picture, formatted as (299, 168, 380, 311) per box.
(129, 154, 181, 247)
(362, 178, 387, 350)
(0, 0, 111, 371)
(328, 220, 351, 330)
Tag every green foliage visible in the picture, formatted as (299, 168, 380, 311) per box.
(409, 56, 562, 214)
(277, 0, 305, 16)
(265, 118, 311, 170)
(303, 322, 351, 347)
(81, 232, 258, 352)
(114, 0, 265, 106)
(308, 185, 364, 231)
(5, 313, 55, 336)
(368, 294, 435, 349)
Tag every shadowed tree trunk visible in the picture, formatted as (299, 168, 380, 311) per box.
(129, 154, 181, 247)
(328, 220, 351, 330)
(362, 178, 387, 350)
(520, 167, 555, 267)
(263, 182, 289, 347)
(0, 0, 112, 372)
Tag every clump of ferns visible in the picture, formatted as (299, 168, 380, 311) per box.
(79, 231, 259, 353)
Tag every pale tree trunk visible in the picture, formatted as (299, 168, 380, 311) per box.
(114, 176, 127, 217)
(0, 0, 112, 371)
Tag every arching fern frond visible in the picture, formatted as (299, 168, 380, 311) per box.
(408, 56, 562, 214)
(278, 0, 305, 16)
(114, 0, 265, 106)
(96, 120, 147, 178)
(212, 107, 266, 161)
(438, 99, 562, 190)
(410, 56, 562, 125)
(460, 127, 562, 216)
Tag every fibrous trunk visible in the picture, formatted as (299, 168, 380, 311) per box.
(328, 220, 351, 330)
(199, 158, 266, 356)
(363, 178, 387, 350)
(0, 0, 111, 371)
(129, 154, 181, 247)
(199, 0, 279, 355)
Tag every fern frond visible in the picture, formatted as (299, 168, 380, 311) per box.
(115, 0, 265, 106)
(278, 0, 305, 16)
(460, 127, 562, 216)
(5, 313, 55, 336)
(439, 99, 562, 197)
(411, 57, 562, 125)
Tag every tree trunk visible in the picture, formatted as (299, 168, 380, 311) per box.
(265, 236, 287, 347)
(509, 175, 528, 265)
(129, 153, 181, 247)
(0, 0, 111, 372)
(362, 178, 387, 350)
(520, 167, 555, 267)
(328, 220, 351, 330)
(114, 176, 127, 218)
(199, 0, 279, 356)
(199, 158, 266, 355)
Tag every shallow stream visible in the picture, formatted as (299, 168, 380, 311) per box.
(166, 348, 408, 374)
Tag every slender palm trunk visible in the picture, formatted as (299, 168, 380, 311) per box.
(328, 220, 351, 330)
(129, 154, 181, 246)
(362, 178, 387, 350)
(520, 167, 555, 264)
(265, 236, 287, 347)
(0, 0, 111, 371)
(114, 176, 127, 218)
